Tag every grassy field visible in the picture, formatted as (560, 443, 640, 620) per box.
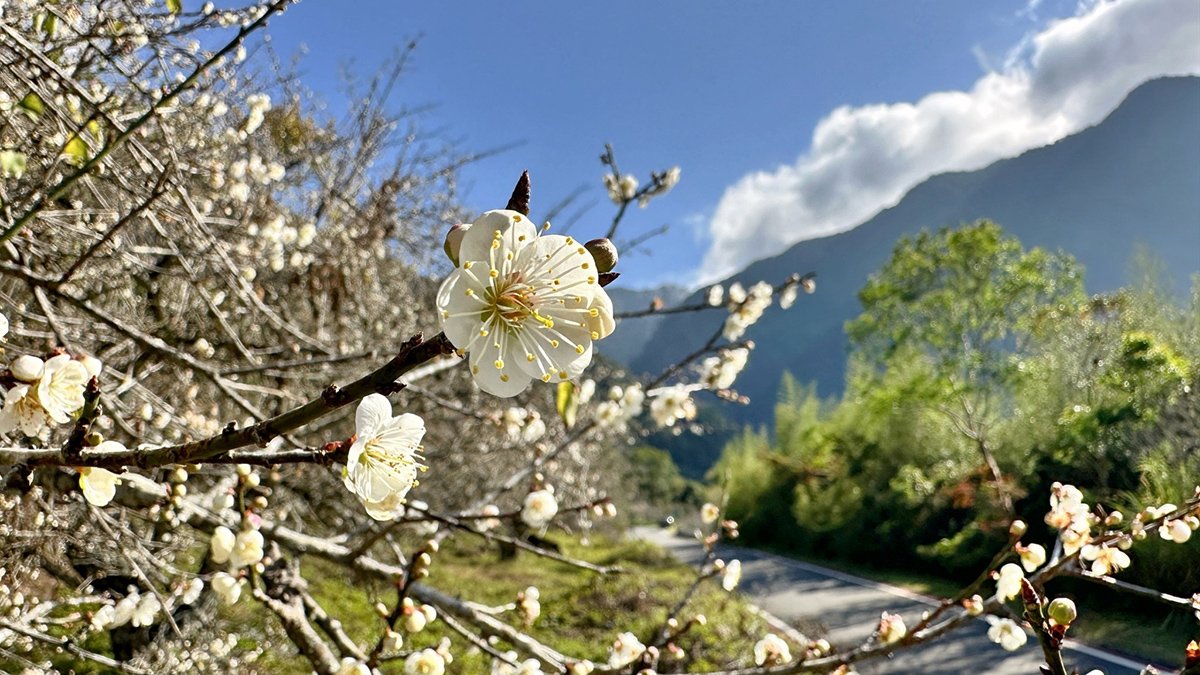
(8, 533, 788, 673)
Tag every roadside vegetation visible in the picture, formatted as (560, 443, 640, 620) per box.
(707, 222, 1199, 667)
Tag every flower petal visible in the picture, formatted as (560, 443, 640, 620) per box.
(458, 210, 538, 264)
(355, 393, 392, 439)
(469, 343, 529, 397)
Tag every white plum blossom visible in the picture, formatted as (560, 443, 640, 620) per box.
(212, 572, 243, 605)
(727, 283, 746, 304)
(608, 631, 646, 668)
(878, 612, 907, 644)
(37, 354, 90, 423)
(229, 529, 264, 569)
(700, 503, 720, 524)
(1160, 517, 1192, 544)
(1045, 482, 1092, 554)
(706, 285, 724, 307)
(91, 604, 116, 631)
(518, 586, 541, 625)
(476, 504, 502, 532)
(753, 633, 791, 666)
(649, 385, 696, 428)
(722, 281, 772, 341)
(522, 489, 558, 529)
(78, 465, 121, 506)
(502, 407, 546, 443)
(603, 174, 638, 203)
(437, 210, 615, 397)
(1080, 544, 1131, 575)
(578, 378, 595, 404)
(210, 526, 236, 564)
(660, 166, 681, 191)
(343, 394, 426, 520)
(722, 559, 742, 591)
(596, 383, 646, 430)
(337, 658, 371, 675)
(986, 617, 1028, 651)
(405, 648, 446, 675)
(110, 592, 139, 628)
(995, 563, 1024, 600)
(10, 355, 44, 382)
(131, 593, 161, 627)
(0, 384, 45, 436)
(594, 400, 624, 429)
(700, 347, 750, 390)
(180, 578, 204, 604)
(1018, 543, 1046, 572)
(778, 284, 798, 310)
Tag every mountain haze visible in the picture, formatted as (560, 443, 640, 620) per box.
(631, 76, 1200, 426)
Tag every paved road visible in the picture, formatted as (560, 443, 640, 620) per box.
(635, 527, 1161, 675)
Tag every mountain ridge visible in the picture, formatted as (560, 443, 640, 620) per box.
(628, 75, 1200, 427)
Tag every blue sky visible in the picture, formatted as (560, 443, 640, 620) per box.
(262, 0, 1199, 289)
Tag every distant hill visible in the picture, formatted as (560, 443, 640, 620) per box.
(630, 76, 1200, 428)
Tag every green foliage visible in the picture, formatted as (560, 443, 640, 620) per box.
(713, 223, 1199, 600)
(627, 445, 690, 506)
(848, 220, 1084, 386)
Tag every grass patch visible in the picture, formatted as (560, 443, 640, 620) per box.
(300, 534, 783, 672)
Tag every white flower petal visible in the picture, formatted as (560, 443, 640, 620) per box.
(458, 210, 538, 264)
(355, 393, 393, 439)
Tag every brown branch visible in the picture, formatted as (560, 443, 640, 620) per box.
(2, 333, 455, 469)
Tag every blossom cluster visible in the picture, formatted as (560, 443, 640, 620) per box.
(1, 352, 98, 438)
(721, 281, 773, 341)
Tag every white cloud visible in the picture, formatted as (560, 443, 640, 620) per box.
(698, 0, 1200, 284)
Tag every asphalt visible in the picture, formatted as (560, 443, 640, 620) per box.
(634, 527, 1161, 675)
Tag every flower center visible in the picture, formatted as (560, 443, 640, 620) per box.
(485, 273, 553, 329)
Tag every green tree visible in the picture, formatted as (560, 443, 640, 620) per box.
(846, 221, 1085, 514)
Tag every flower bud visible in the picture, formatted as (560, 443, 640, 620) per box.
(1009, 520, 1027, 537)
(78, 354, 104, 378)
(443, 223, 469, 266)
(84, 431, 104, 447)
(10, 355, 45, 382)
(1047, 597, 1077, 626)
(1104, 511, 1123, 527)
(584, 238, 619, 273)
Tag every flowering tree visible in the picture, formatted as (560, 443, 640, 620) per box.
(1, 2, 1197, 674)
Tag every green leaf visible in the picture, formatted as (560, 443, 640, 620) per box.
(40, 12, 59, 37)
(18, 93, 44, 118)
(0, 151, 27, 179)
(556, 380, 578, 430)
(63, 135, 88, 167)
(166, 0, 182, 14)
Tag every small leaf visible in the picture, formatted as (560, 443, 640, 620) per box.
(0, 151, 27, 179)
(63, 135, 88, 167)
(18, 93, 44, 118)
(40, 13, 59, 37)
(556, 380, 578, 430)
(166, 0, 182, 14)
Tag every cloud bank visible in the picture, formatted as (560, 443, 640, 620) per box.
(699, 0, 1200, 283)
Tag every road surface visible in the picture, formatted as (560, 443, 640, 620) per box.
(635, 527, 1162, 675)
